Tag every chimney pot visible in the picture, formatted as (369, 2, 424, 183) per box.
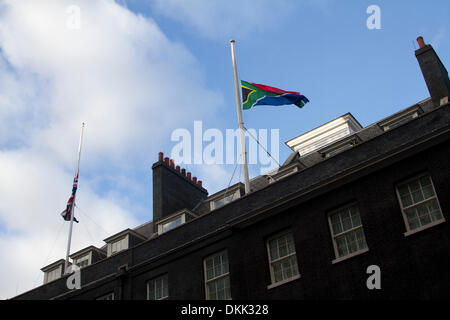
(158, 152, 163, 161)
(181, 168, 186, 176)
(170, 159, 175, 168)
(164, 157, 169, 164)
(193, 177, 197, 183)
(417, 36, 425, 49)
(187, 172, 192, 180)
(176, 165, 180, 172)
(198, 180, 202, 187)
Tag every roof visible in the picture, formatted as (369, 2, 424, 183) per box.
(69, 245, 106, 259)
(103, 228, 147, 243)
(40, 259, 67, 272)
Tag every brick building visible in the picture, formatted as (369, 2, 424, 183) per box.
(12, 37, 450, 300)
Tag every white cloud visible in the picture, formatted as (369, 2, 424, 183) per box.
(0, 0, 223, 299)
(148, 0, 297, 39)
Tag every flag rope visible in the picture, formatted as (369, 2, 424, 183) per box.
(33, 220, 65, 287)
(243, 126, 281, 168)
(75, 204, 110, 237)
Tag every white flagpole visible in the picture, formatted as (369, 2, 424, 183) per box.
(230, 40, 251, 194)
(64, 122, 85, 274)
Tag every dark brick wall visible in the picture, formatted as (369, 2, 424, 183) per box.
(13, 106, 450, 300)
(152, 161, 208, 233)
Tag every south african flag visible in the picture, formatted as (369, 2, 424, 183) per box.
(241, 80, 309, 110)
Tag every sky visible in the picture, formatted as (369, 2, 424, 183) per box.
(0, 0, 448, 299)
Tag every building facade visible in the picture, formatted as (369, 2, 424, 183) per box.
(12, 38, 450, 300)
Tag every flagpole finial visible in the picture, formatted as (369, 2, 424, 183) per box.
(230, 39, 235, 43)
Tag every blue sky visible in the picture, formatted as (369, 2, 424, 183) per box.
(126, 0, 449, 217)
(0, 0, 448, 298)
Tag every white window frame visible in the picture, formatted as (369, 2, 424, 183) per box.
(73, 252, 92, 268)
(107, 235, 129, 257)
(147, 274, 169, 300)
(319, 135, 361, 159)
(378, 107, 422, 132)
(96, 292, 115, 300)
(158, 214, 185, 235)
(267, 164, 301, 184)
(266, 231, 300, 288)
(203, 250, 231, 300)
(210, 189, 241, 211)
(327, 203, 369, 264)
(44, 265, 62, 284)
(395, 174, 445, 236)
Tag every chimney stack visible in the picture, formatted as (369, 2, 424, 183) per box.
(152, 153, 208, 233)
(415, 36, 450, 107)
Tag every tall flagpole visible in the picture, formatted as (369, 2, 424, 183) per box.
(230, 40, 251, 194)
(64, 122, 85, 274)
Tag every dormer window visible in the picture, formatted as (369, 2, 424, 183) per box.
(161, 215, 184, 233)
(378, 106, 423, 132)
(266, 162, 303, 184)
(285, 113, 363, 157)
(208, 183, 245, 211)
(70, 246, 106, 268)
(157, 210, 197, 235)
(41, 259, 66, 284)
(104, 229, 146, 257)
(74, 253, 91, 268)
(46, 267, 62, 283)
(214, 191, 239, 209)
(319, 135, 361, 159)
(110, 236, 128, 256)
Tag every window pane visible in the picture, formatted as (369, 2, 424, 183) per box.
(405, 207, 420, 230)
(345, 232, 358, 253)
(332, 217, 342, 234)
(269, 233, 299, 283)
(330, 205, 367, 258)
(400, 194, 413, 207)
(278, 239, 288, 257)
(207, 282, 217, 300)
(355, 228, 367, 250)
(273, 261, 283, 282)
(428, 200, 443, 221)
(148, 275, 168, 300)
(419, 176, 431, 189)
(269, 240, 279, 260)
(350, 208, 361, 227)
(336, 235, 348, 257)
(399, 176, 443, 231)
(204, 251, 230, 300)
(422, 185, 434, 199)
(411, 189, 424, 203)
(162, 216, 183, 233)
(341, 212, 352, 231)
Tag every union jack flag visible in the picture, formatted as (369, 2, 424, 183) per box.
(61, 173, 79, 223)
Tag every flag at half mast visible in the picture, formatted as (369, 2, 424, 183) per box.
(241, 80, 309, 110)
(61, 173, 79, 223)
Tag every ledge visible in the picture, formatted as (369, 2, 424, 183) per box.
(267, 274, 301, 290)
(332, 247, 369, 265)
(404, 218, 446, 237)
